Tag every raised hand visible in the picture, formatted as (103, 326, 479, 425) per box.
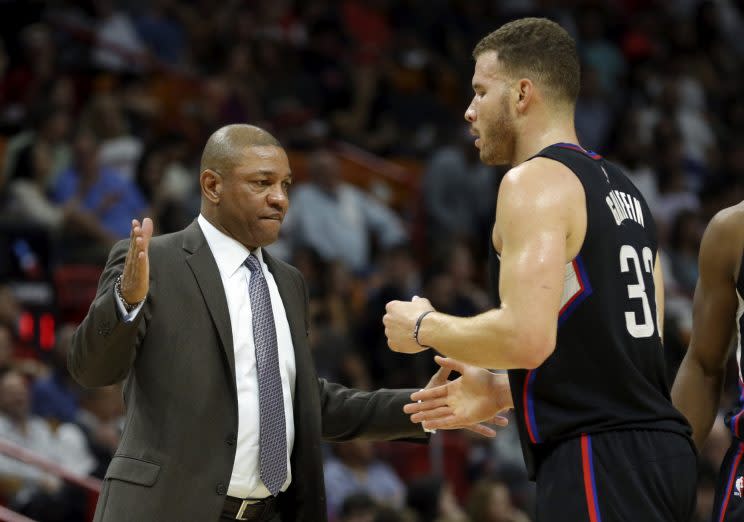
(404, 356, 513, 437)
(120, 218, 153, 305)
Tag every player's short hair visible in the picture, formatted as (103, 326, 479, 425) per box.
(473, 17, 580, 106)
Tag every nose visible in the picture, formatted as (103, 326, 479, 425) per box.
(464, 104, 476, 123)
(267, 186, 289, 210)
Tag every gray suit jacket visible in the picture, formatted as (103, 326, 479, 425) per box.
(69, 221, 426, 522)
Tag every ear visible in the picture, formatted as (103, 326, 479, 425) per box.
(200, 169, 222, 203)
(515, 78, 534, 113)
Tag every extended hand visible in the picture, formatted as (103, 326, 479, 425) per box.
(120, 218, 153, 304)
(404, 356, 513, 437)
(383, 296, 434, 354)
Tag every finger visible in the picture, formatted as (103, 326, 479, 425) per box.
(141, 217, 154, 250)
(434, 356, 468, 374)
(463, 424, 498, 438)
(404, 397, 451, 414)
(410, 385, 447, 402)
(420, 415, 460, 430)
(410, 406, 452, 423)
(385, 300, 398, 313)
(431, 364, 452, 385)
(489, 415, 510, 427)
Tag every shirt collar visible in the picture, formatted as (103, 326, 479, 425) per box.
(197, 214, 264, 277)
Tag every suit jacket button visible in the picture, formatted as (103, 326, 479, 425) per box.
(226, 435, 236, 446)
(216, 483, 226, 496)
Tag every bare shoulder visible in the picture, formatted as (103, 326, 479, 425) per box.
(708, 202, 744, 235)
(700, 202, 744, 277)
(498, 157, 584, 214)
(497, 157, 585, 243)
(501, 157, 580, 193)
(704, 202, 744, 254)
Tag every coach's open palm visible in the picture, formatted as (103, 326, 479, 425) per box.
(120, 218, 153, 304)
(405, 356, 513, 437)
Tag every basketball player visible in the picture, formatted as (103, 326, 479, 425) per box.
(383, 17, 696, 521)
(672, 202, 744, 521)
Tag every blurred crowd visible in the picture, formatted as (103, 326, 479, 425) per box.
(1, 0, 744, 521)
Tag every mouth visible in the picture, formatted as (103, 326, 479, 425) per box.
(470, 128, 481, 148)
(261, 214, 283, 222)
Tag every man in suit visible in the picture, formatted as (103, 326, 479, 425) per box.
(68, 124, 431, 522)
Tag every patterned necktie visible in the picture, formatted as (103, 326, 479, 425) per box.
(244, 254, 287, 496)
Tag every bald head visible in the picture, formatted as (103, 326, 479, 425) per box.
(200, 124, 282, 175)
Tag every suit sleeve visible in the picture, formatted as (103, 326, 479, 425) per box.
(318, 379, 427, 442)
(291, 269, 426, 442)
(67, 240, 147, 387)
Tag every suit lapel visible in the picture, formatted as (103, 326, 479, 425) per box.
(182, 221, 236, 383)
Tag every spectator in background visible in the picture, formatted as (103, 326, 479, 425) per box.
(609, 112, 659, 212)
(466, 479, 529, 522)
(0, 324, 12, 370)
(0, 285, 21, 330)
(276, 148, 406, 274)
(405, 475, 466, 522)
(576, 7, 626, 96)
(3, 130, 114, 245)
(75, 384, 124, 479)
(134, 139, 196, 235)
(92, 0, 148, 73)
(324, 440, 407, 519)
(134, 0, 187, 66)
(574, 66, 615, 153)
(2, 103, 71, 192)
(338, 492, 379, 522)
(81, 93, 144, 182)
(359, 245, 422, 387)
(422, 126, 496, 251)
(0, 23, 57, 132)
(30, 323, 81, 425)
(666, 209, 703, 297)
(0, 368, 87, 522)
(51, 128, 148, 260)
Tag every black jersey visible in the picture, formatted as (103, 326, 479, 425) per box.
(488, 143, 692, 478)
(725, 251, 744, 438)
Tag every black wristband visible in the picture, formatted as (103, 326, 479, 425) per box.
(413, 310, 434, 348)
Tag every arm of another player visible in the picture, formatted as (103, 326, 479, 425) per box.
(384, 159, 577, 369)
(671, 208, 740, 449)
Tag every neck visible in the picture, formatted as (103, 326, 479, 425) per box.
(512, 111, 579, 166)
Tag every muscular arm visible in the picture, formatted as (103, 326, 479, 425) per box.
(414, 159, 583, 369)
(672, 209, 740, 448)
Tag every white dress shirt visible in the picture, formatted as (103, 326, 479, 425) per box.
(117, 215, 296, 499)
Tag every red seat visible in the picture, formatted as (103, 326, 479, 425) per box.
(53, 264, 103, 323)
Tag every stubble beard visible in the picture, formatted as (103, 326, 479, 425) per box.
(480, 98, 515, 166)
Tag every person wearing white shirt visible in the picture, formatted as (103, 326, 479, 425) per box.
(68, 124, 444, 522)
